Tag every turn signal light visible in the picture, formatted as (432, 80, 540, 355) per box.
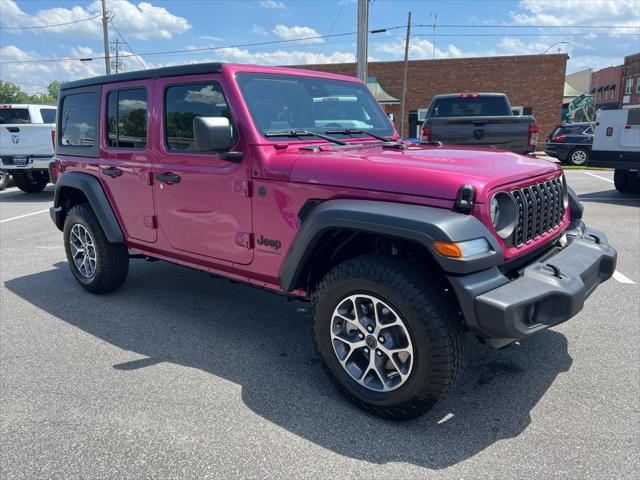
(432, 238, 491, 259)
(421, 124, 431, 142)
(433, 241, 463, 258)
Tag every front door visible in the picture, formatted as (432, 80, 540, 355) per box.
(100, 82, 156, 243)
(152, 75, 253, 265)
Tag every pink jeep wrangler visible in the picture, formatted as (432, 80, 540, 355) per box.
(50, 63, 616, 420)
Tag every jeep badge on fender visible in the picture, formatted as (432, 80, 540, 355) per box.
(256, 235, 281, 250)
(49, 62, 616, 421)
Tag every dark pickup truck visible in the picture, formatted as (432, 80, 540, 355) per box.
(420, 93, 539, 154)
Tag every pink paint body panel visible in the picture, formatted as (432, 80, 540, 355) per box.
(57, 63, 567, 295)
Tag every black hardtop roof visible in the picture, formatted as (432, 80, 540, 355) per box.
(60, 62, 224, 90)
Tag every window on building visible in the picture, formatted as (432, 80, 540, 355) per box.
(625, 78, 634, 94)
(164, 82, 236, 152)
(106, 88, 148, 149)
(636, 78, 640, 94)
(60, 92, 97, 147)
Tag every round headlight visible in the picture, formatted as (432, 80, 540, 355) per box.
(490, 196, 500, 227)
(490, 192, 518, 239)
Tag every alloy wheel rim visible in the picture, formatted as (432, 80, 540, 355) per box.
(69, 224, 97, 279)
(572, 150, 587, 164)
(330, 293, 414, 392)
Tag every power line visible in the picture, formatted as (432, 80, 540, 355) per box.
(0, 14, 101, 30)
(109, 18, 146, 69)
(0, 26, 406, 65)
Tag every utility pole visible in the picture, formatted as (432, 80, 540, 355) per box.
(356, 0, 369, 82)
(101, 0, 111, 75)
(399, 11, 412, 138)
(110, 39, 123, 73)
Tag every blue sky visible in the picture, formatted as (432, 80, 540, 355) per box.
(1, 0, 639, 93)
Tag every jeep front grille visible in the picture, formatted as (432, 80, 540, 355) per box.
(510, 176, 565, 247)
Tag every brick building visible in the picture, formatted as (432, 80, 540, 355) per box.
(621, 52, 640, 110)
(298, 53, 568, 146)
(589, 65, 623, 110)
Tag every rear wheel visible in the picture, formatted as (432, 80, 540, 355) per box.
(567, 148, 589, 166)
(312, 256, 465, 420)
(614, 169, 631, 193)
(13, 171, 48, 193)
(63, 203, 129, 293)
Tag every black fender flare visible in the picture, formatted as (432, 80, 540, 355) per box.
(279, 199, 503, 292)
(50, 171, 124, 243)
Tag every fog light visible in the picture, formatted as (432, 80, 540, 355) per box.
(433, 238, 491, 258)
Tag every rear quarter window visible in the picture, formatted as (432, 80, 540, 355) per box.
(60, 93, 97, 147)
(40, 108, 56, 124)
(56, 86, 101, 158)
(0, 107, 31, 124)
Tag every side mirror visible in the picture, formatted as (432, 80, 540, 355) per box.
(193, 116, 232, 152)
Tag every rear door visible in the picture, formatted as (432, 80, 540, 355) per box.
(152, 75, 253, 264)
(99, 82, 157, 243)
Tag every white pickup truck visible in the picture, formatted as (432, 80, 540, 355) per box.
(0, 104, 56, 192)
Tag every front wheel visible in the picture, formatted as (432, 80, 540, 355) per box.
(63, 203, 129, 293)
(567, 147, 589, 166)
(614, 169, 631, 193)
(12, 171, 48, 193)
(312, 256, 465, 420)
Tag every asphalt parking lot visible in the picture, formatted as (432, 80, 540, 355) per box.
(1, 169, 638, 479)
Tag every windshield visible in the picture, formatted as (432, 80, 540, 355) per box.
(236, 72, 394, 139)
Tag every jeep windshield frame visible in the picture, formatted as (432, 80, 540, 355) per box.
(236, 72, 395, 142)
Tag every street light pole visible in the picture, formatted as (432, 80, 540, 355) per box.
(541, 41, 569, 54)
(101, 0, 111, 75)
(356, 0, 369, 82)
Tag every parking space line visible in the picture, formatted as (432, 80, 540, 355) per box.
(613, 271, 636, 284)
(0, 209, 49, 224)
(583, 171, 614, 184)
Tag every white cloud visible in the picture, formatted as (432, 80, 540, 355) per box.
(260, 0, 286, 9)
(251, 24, 269, 36)
(0, 0, 191, 40)
(272, 24, 324, 44)
(205, 47, 354, 65)
(374, 36, 467, 60)
(199, 35, 223, 41)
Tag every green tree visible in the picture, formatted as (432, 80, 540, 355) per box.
(0, 81, 32, 103)
(45, 81, 64, 104)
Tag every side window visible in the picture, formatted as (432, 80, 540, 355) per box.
(39, 108, 56, 124)
(106, 88, 147, 149)
(60, 92, 97, 147)
(164, 82, 236, 152)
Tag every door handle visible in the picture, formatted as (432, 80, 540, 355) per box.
(102, 166, 123, 178)
(155, 172, 181, 184)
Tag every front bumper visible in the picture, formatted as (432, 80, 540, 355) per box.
(448, 221, 616, 348)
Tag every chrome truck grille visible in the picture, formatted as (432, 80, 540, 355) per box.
(509, 176, 565, 247)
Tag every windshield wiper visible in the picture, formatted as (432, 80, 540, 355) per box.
(264, 130, 347, 146)
(325, 128, 393, 143)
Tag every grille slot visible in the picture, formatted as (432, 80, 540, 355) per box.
(509, 176, 565, 247)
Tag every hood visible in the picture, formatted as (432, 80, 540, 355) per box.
(287, 143, 560, 202)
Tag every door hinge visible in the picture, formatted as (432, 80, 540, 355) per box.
(233, 180, 252, 197)
(144, 214, 158, 230)
(235, 231, 253, 249)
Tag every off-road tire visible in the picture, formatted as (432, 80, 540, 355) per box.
(13, 171, 48, 193)
(614, 169, 631, 193)
(63, 203, 129, 293)
(567, 147, 589, 166)
(312, 255, 465, 421)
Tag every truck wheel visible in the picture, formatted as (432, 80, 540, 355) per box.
(614, 169, 631, 193)
(312, 255, 464, 420)
(0, 172, 12, 190)
(567, 148, 589, 166)
(13, 171, 48, 193)
(63, 204, 129, 293)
